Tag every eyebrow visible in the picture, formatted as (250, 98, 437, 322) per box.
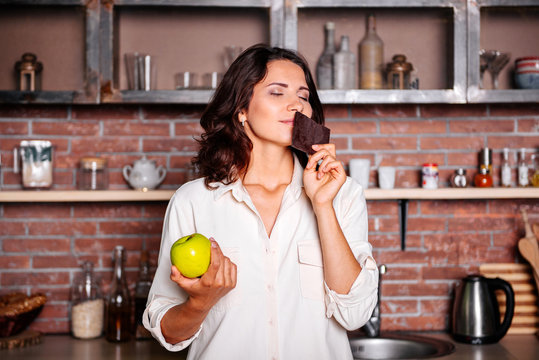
(268, 82, 310, 92)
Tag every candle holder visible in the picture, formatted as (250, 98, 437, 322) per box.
(15, 53, 43, 91)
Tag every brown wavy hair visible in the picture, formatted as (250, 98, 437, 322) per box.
(192, 43, 324, 188)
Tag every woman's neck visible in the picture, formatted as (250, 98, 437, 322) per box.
(242, 146, 294, 190)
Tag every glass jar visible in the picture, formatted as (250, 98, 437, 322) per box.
(70, 261, 104, 339)
(474, 167, 493, 187)
(78, 157, 108, 190)
(450, 168, 468, 188)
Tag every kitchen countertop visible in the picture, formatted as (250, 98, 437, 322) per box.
(2, 333, 538, 359)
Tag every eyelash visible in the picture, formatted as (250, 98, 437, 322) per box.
(271, 92, 309, 101)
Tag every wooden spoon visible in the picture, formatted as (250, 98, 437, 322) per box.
(532, 223, 539, 244)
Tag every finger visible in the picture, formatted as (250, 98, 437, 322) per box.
(170, 265, 199, 288)
(222, 257, 236, 288)
(306, 149, 331, 170)
(202, 239, 222, 282)
(312, 143, 336, 157)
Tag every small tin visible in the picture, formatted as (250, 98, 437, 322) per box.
(422, 163, 438, 189)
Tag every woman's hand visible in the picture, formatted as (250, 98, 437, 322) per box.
(303, 143, 346, 208)
(170, 238, 237, 312)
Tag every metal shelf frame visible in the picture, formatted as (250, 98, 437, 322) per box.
(467, 0, 539, 103)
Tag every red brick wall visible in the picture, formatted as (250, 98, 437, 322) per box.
(1, 103, 538, 334)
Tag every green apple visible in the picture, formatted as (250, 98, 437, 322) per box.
(170, 233, 211, 278)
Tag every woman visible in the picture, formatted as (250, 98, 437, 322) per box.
(143, 44, 378, 360)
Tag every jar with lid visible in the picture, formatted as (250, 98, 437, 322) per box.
(450, 168, 468, 188)
(70, 261, 104, 339)
(474, 167, 493, 187)
(78, 157, 108, 190)
(386, 54, 414, 89)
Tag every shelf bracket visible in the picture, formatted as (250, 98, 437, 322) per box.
(398, 199, 408, 251)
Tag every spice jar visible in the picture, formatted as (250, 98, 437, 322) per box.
(474, 167, 493, 187)
(450, 168, 468, 188)
(386, 54, 414, 89)
(78, 157, 108, 190)
(71, 261, 104, 339)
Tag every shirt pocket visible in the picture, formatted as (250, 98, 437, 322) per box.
(212, 247, 242, 312)
(297, 241, 325, 301)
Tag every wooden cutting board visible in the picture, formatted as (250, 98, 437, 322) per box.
(0, 329, 42, 350)
(479, 263, 539, 335)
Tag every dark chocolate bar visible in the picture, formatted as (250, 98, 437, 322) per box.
(291, 112, 330, 155)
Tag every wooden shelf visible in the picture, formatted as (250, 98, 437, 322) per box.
(1, 187, 538, 203)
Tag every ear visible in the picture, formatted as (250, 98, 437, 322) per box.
(238, 110, 247, 126)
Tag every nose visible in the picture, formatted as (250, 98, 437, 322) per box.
(287, 95, 304, 113)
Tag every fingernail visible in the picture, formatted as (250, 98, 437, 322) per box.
(211, 240, 217, 248)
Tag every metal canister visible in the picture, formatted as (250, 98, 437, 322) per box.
(422, 163, 439, 189)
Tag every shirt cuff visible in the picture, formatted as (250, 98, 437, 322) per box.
(143, 298, 202, 352)
(324, 254, 378, 319)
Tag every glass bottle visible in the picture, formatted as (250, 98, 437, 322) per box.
(518, 148, 529, 187)
(500, 148, 511, 187)
(105, 246, 132, 342)
(474, 167, 493, 187)
(529, 154, 538, 187)
(359, 14, 384, 89)
(134, 250, 152, 340)
(316, 22, 335, 89)
(333, 35, 356, 90)
(70, 261, 104, 339)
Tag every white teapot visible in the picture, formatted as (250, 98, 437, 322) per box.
(122, 156, 166, 190)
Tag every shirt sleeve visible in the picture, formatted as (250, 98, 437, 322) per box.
(323, 178, 379, 331)
(142, 188, 201, 351)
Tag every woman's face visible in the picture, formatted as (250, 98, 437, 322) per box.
(240, 59, 313, 151)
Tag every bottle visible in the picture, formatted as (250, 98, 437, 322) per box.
(359, 14, 384, 89)
(70, 261, 104, 339)
(529, 154, 538, 187)
(518, 148, 529, 187)
(474, 167, 493, 187)
(316, 22, 336, 89)
(105, 246, 132, 342)
(134, 250, 152, 339)
(333, 35, 356, 90)
(500, 148, 511, 187)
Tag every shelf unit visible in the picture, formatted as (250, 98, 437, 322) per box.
(0, 0, 537, 104)
(0, 0, 100, 104)
(467, 0, 539, 103)
(1, 187, 537, 203)
(285, 0, 467, 104)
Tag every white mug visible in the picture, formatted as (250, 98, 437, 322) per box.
(378, 166, 396, 189)
(349, 159, 370, 189)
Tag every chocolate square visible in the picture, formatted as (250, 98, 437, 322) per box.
(291, 112, 330, 155)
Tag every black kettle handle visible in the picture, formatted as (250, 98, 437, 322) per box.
(487, 277, 515, 342)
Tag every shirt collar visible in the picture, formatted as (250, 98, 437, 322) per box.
(211, 153, 304, 202)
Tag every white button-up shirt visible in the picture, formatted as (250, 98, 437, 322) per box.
(143, 155, 378, 360)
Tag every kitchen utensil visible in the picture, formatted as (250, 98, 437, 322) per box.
(480, 263, 539, 335)
(122, 156, 166, 190)
(450, 168, 468, 187)
(13, 140, 54, 189)
(518, 209, 539, 290)
(451, 275, 515, 344)
(532, 223, 539, 243)
(487, 51, 510, 89)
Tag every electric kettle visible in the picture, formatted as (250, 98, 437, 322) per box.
(451, 275, 514, 345)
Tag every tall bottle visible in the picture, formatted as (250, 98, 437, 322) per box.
(105, 246, 132, 342)
(134, 250, 152, 339)
(333, 35, 356, 90)
(500, 148, 511, 187)
(316, 22, 336, 89)
(518, 148, 529, 187)
(359, 14, 384, 89)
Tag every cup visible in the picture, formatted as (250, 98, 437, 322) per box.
(125, 53, 156, 90)
(378, 166, 396, 189)
(223, 46, 243, 70)
(175, 72, 198, 89)
(202, 72, 223, 89)
(349, 159, 370, 189)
